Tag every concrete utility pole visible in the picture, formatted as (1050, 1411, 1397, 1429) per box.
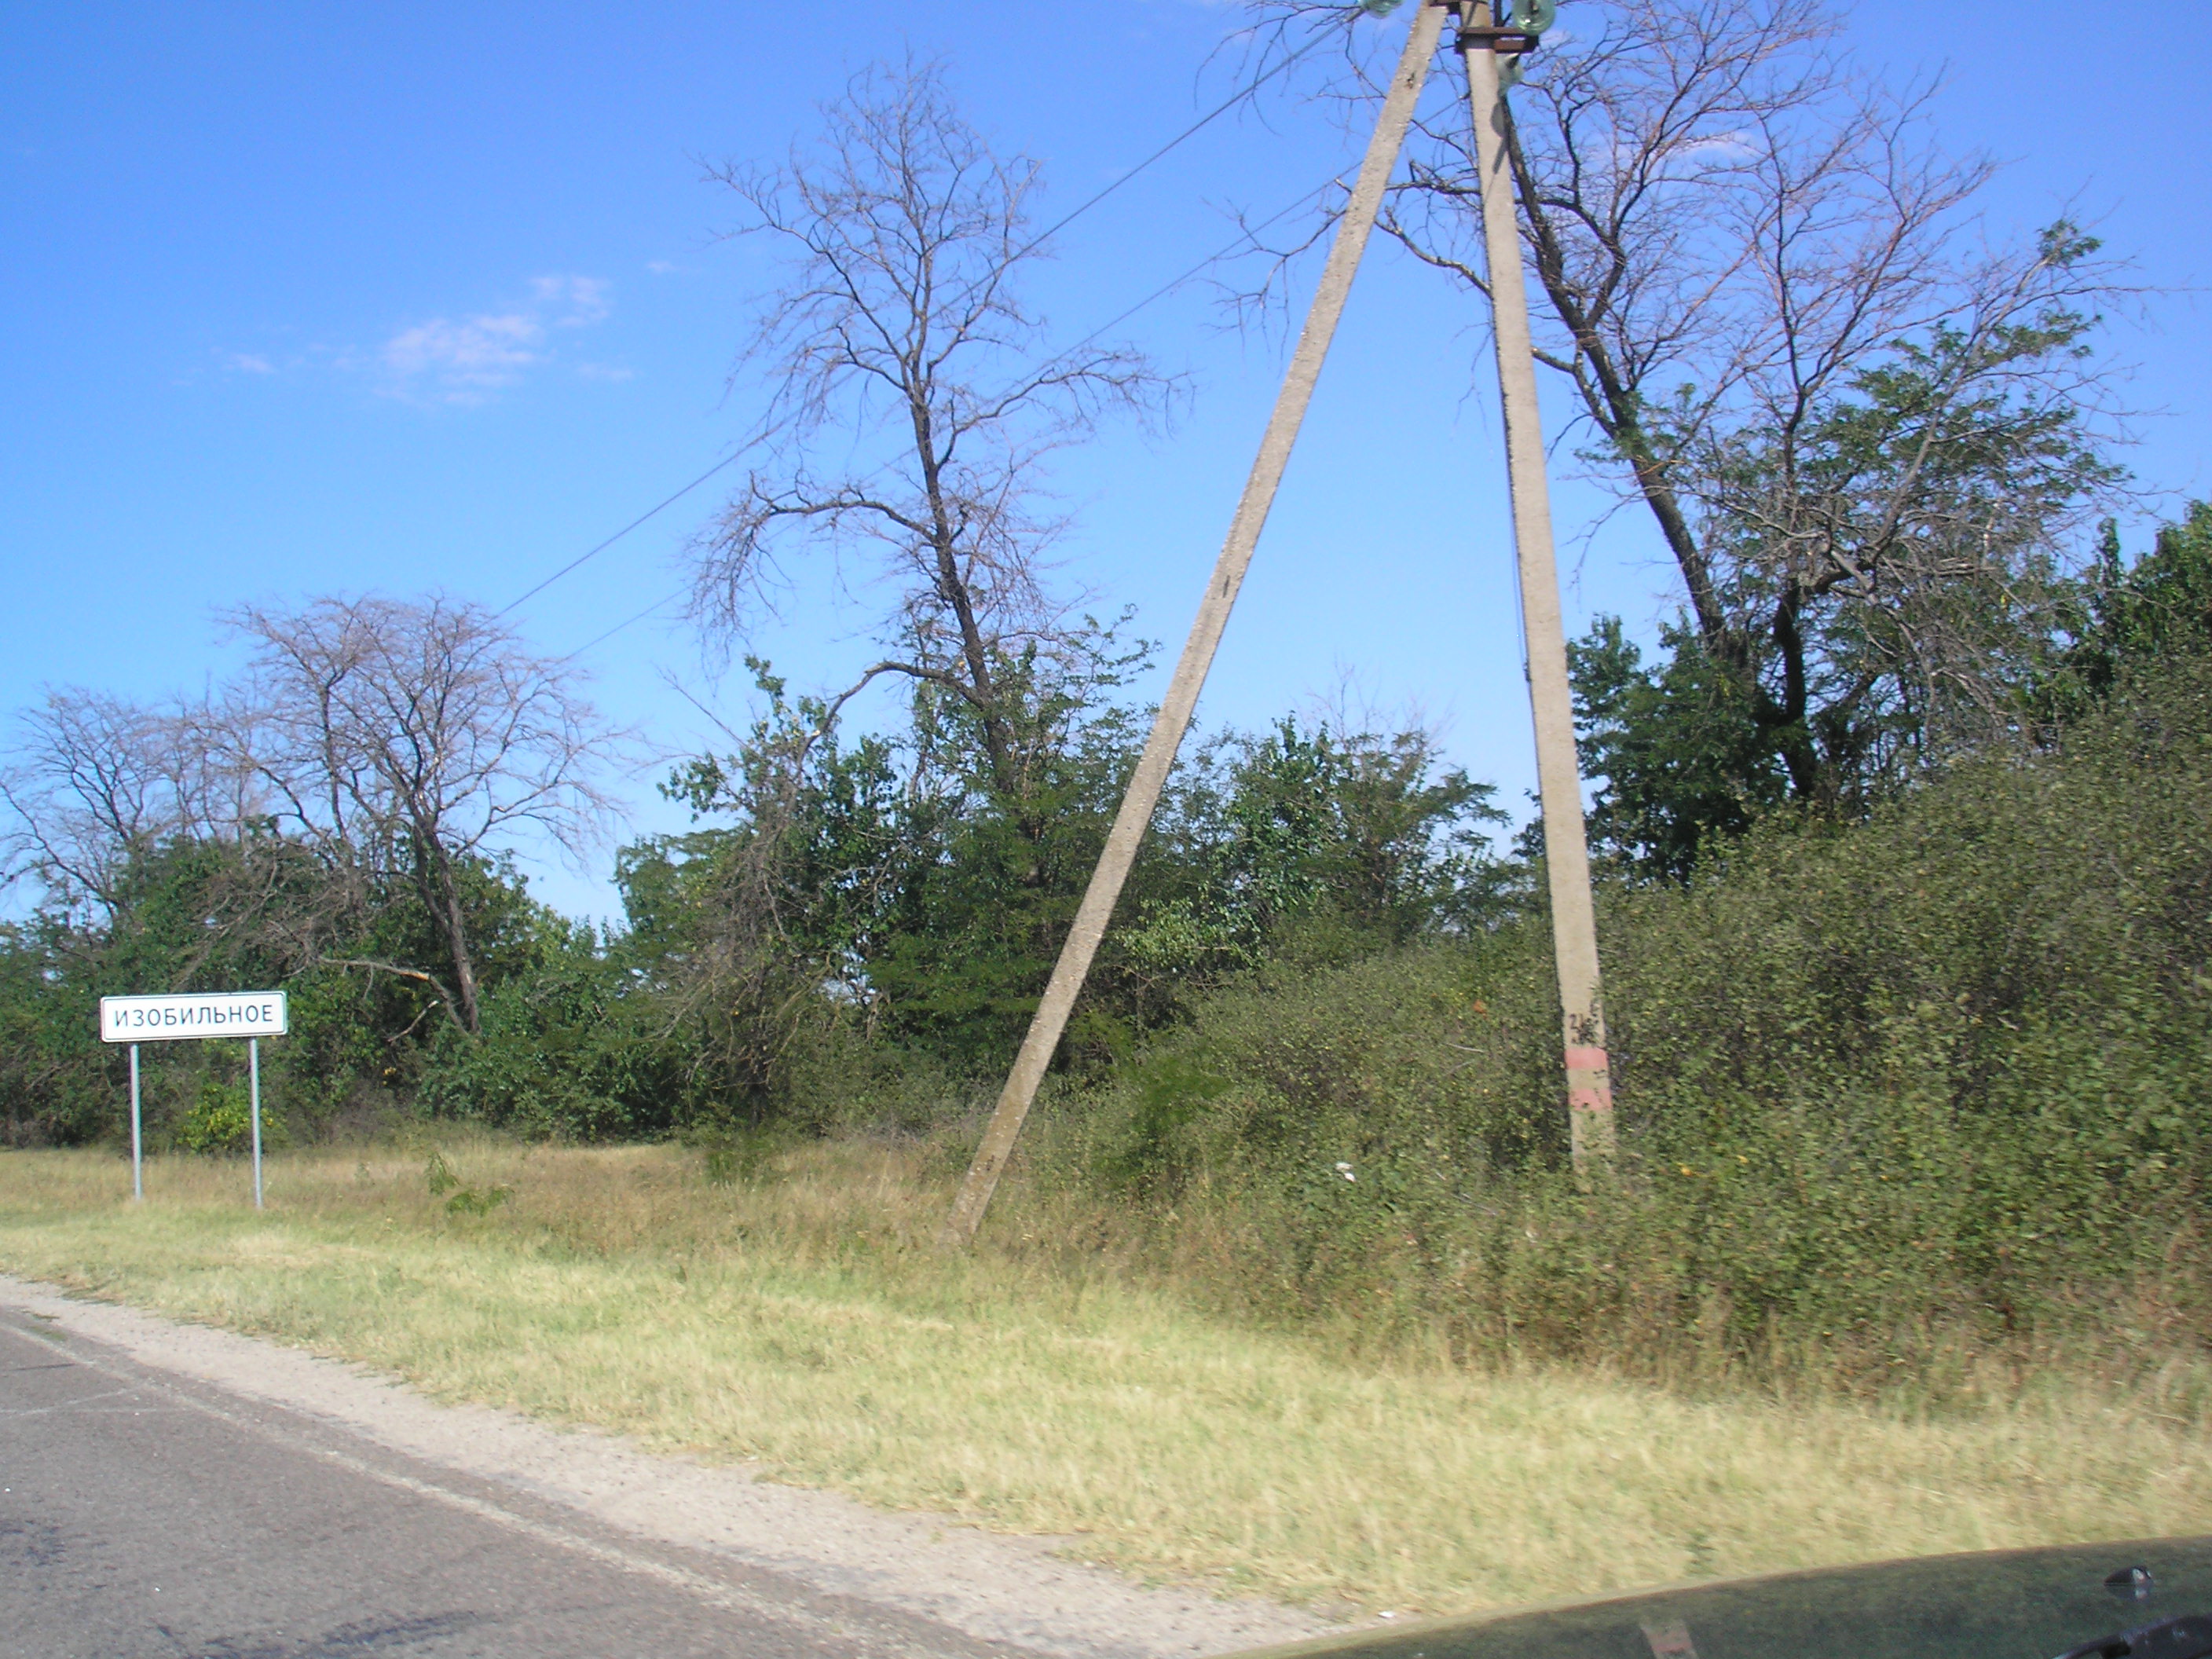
(1452, 0, 1616, 1172)
(939, 1, 1450, 1247)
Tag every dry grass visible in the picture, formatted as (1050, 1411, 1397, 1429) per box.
(2, 1137, 2207, 1616)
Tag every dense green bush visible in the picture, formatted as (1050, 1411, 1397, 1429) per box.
(172, 1071, 280, 1155)
(0, 830, 557, 1148)
(0, 917, 112, 1147)
(1050, 655, 2212, 1385)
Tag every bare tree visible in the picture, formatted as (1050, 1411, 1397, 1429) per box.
(2, 599, 621, 1030)
(0, 686, 275, 921)
(687, 60, 1173, 808)
(1249, 0, 2132, 801)
(2, 690, 187, 916)
(224, 595, 621, 1032)
(1, 685, 339, 997)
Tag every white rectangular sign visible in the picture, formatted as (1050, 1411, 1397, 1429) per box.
(100, 991, 288, 1045)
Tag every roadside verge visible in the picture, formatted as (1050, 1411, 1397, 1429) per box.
(0, 1273, 1333, 1659)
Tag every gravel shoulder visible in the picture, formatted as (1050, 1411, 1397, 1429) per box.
(0, 1273, 1338, 1659)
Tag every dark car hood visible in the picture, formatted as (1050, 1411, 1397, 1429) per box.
(1233, 1537, 2212, 1659)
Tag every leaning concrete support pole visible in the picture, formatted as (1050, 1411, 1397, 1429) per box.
(1453, 2, 1615, 1172)
(939, 2, 1448, 1247)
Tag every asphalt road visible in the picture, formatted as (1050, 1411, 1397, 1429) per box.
(0, 1309, 1006, 1659)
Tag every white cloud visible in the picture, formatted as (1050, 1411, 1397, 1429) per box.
(223, 352, 276, 375)
(531, 273, 612, 327)
(383, 312, 544, 401)
(377, 273, 613, 405)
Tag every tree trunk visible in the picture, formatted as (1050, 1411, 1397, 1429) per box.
(902, 383, 1018, 789)
(441, 877, 482, 1035)
(412, 832, 481, 1035)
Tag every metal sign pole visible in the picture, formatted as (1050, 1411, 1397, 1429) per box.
(130, 1043, 142, 1203)
(249, 1036, 263, 1210)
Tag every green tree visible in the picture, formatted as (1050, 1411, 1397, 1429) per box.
(1568, 618, 1785, 882)
(646, 632, 1155, 1086)
(2040, 503, 2212, 718)
(0, 595, 618, 1141)
(1128, 717, 1511, 976)
(1276, 0, 2133, 810)
(1577, 503, 2212, 882)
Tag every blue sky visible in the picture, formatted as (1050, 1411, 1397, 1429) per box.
(3, 2, 2206, 921)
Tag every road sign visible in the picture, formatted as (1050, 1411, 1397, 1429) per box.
(101, 990, 288, 1210)
(99, 991, 287, 1045)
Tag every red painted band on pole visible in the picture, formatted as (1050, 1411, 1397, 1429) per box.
(1565, 1046, 1610, 1071)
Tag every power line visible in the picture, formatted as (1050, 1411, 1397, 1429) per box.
(1009, 33, 1328, 269)
(553, 170, 1358, 665)
(500, 34, 1342, 622)
(557, 591, 683, 663)
(1049, 173, 1348, 363)
(498, 449, 753, 617)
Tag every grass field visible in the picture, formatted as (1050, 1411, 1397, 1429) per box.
(2, 1137, 2207, 1616)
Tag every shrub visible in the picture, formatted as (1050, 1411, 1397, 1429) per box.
(1047, 656, 2212, 1388)
(173, 1073, 278, 1156)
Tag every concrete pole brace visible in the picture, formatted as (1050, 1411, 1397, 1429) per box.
(938, 0, 1452, 1247)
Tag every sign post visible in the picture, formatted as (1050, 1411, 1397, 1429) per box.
(99, 991, 289, 1208)
(250, 1037, 263, 1209)
(129, 1044, 142, 1202)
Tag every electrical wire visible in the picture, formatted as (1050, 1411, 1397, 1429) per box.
(1005, 32, 1329, 270)
(501, 29, 1346, 621)
(556, 591, 683, 663)
(1049, 172, 1348, 366)
(498, 449, 753, 617)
